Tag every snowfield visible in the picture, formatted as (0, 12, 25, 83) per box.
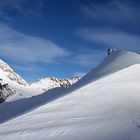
(0, 51, 140, 140)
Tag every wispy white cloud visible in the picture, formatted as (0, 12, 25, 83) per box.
(74, 52, 104, 66)
(11, 63, 45, 73)
(72, 72, 86, 77)
(0, 0, 45, 24)
(77, 28, 140, 52)
(78, 0, 140, 56)
(0, 23, 70, 64)
(66, 49, 106, 67)
(81, 0, 140, 25)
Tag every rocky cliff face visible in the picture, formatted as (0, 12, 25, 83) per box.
(31, 77, 80, 91)
(0, 82, 16, 103)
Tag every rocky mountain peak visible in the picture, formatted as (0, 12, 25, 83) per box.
(0, 59, 29, 87)
(31, 76, 80, 91)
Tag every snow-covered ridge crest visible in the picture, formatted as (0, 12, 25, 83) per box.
(0, 59, 29, 87)
(31, 77, 80, 91)
(68, 50, 140, 90)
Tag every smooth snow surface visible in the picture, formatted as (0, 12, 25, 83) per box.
(0, 51, 140, 140)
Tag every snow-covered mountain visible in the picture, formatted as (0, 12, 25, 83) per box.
(0, 59, 80, 101)
(31, 77, 80, 91)
(0, 59, 29, 87)
(1, 51, 140, 140)
(0, 59, 30, 101)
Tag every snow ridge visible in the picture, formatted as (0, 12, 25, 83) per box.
(72, 51, 140, 89)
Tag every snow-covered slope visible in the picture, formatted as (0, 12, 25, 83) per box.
(31, 77, 80, 91)
(0, 51, 140, 140)
(73, 50, 140, 89)
(0, 59, 29, 87)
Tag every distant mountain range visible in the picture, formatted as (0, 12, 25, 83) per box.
(31, 77, 80, 91)
(0, 59, 80, 101)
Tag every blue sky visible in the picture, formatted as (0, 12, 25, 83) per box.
(0, 0, 140, 83)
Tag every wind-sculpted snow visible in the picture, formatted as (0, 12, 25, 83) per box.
(0, 87, 67, 123)
(0, 51, 140, 140)
(71, 51, 140, 89)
